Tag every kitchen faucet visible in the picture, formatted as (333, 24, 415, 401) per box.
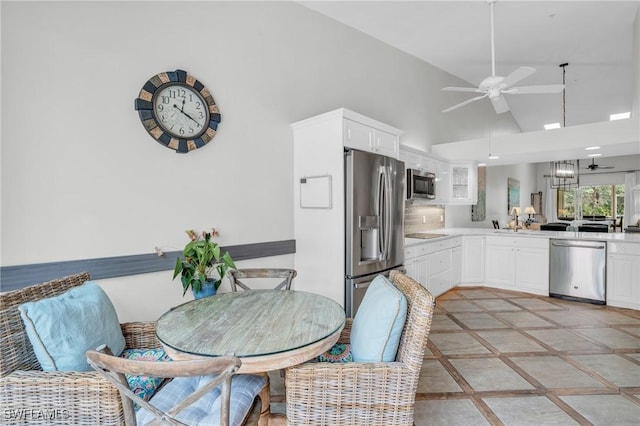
(510, 207, 521, 232)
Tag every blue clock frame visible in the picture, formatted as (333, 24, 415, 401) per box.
(134, 69, 221, 153)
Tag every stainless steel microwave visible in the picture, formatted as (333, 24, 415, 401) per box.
(407, 169, 436, 200)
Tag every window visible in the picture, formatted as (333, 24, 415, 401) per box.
(557, 185, 624, 220)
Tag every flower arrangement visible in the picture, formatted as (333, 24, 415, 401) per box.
(172, 228, 236, 296)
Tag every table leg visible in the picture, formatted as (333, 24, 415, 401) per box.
(258, 373, 271, 426)
(268, 413, 287, 425)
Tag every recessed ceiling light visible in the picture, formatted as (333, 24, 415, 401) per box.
(585, 146, 600, 150)
(588, 153, 602, 157)
(544, 122, 561, 130)
(610, 112, 630, 121)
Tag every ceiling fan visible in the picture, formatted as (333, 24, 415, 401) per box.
(442, 0, 565, 114)
(585, 158, 614, 171)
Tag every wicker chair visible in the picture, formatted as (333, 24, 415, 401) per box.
(0, 272, 159, 425)
(284, 270, 436, 425)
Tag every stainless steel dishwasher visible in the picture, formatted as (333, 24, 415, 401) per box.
(549, 239, 606, 304)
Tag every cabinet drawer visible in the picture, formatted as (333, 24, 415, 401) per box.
(422, 239, 453, 255)
(405, 247, 417, 259)
(450, 236, 462, 247)
(429, 250, 450, 276)
(428, 269, 451, 296)
(486, 235, 548, 249)
(608, 242, 640, 256)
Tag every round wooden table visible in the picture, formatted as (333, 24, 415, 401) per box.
(156, 290, 346, 374)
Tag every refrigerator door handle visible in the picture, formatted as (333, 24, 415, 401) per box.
(377, 169, 385, 260)
(383, 166, 392, 260)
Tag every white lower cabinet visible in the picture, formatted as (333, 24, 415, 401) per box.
(461, 236, 485, 283)
(405, 237, 461, 297)
(451, 245, 462, 286)
(406, 233, 640, 309)
(484, 236, 549, 296)
(607, 242, 640, 310)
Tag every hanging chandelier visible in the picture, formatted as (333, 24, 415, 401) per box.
(550, 159, 579, 189)
(550, 64, 579, 189)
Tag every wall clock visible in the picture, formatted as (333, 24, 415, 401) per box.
(134, 69, 221, 153)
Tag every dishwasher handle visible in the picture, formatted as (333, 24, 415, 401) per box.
(551, 240, 606, 250)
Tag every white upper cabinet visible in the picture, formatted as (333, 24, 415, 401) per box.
(449, 162, 478, 204)
(434, 159, 450, 204)
(343, 115, 401, 159)
(399, 146, 477, 205)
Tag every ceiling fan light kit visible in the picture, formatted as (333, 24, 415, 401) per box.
(442, 0, 564, 114)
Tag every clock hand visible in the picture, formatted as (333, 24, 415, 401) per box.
(172, 104, 200, 126)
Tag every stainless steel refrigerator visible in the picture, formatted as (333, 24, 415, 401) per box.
(345, 149, 405, 317)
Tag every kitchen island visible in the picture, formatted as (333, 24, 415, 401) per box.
(404, 228, 640, 310)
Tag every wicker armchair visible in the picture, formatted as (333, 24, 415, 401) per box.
(284, 270, 436, 425)
(0, 272, 159, 425)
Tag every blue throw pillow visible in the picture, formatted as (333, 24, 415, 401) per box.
(18, 281, 126, 371)
(121, 348, 172, 410)
(350, 274, 407, 362)
(317, 343, 353, 363)
(121, 349, 171, 398)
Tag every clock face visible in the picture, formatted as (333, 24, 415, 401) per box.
(135, 70, 221, 153)
(153, 84, 210, 139)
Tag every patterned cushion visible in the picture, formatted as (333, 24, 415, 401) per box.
(18, 281, 126, 371)
(135, 374, 267, 426)
(120, 348, 171, 406)
(350, 274, 407, 362)
(317, 343, 353, 363)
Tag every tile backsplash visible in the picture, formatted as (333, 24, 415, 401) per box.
(404, 202, 445, 235)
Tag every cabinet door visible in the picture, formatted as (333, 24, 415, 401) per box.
(485, 244, 514, 286)
(430, 159, 449, 204)
(343, 119, 372, 152)
(462, 236, 485, 283)
(400, 151, 422, 170)
(404, 256, 419, 282)
(448, 162, 478, 205)
(607, 254, 640, 310)
(451, 246, 462, 286)
(374, 129, 399, 158)
(416, 255, 429, 288)
(451, 166, 470, 201)
(515, 247, 549, 295)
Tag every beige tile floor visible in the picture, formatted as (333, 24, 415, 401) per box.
(414, 287, 640, 426)
(269, 286, 640, 425)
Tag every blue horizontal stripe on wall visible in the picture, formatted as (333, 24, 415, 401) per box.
(0, 240, 296, 292)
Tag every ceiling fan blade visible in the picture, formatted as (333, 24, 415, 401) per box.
(598, 166, 615, 169)
(501, 66, 536, 88)
(442, 94, 488, 113)
(490, 95, 510, 114)
(442, 87, 484, 93)
(504, 84, 565, 95)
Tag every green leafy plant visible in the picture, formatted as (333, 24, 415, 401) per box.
(172, 229, 236, 296)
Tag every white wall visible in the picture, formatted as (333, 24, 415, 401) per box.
(1, 2, 516, 320)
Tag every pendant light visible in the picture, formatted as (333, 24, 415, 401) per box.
(550, 63, 579, 189)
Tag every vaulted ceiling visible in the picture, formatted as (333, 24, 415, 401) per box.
(301, 1, 638, 134)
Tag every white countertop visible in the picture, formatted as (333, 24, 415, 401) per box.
(405, 228, 640, 247)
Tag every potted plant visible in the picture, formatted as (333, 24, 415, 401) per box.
(172, 228, 236, 298)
